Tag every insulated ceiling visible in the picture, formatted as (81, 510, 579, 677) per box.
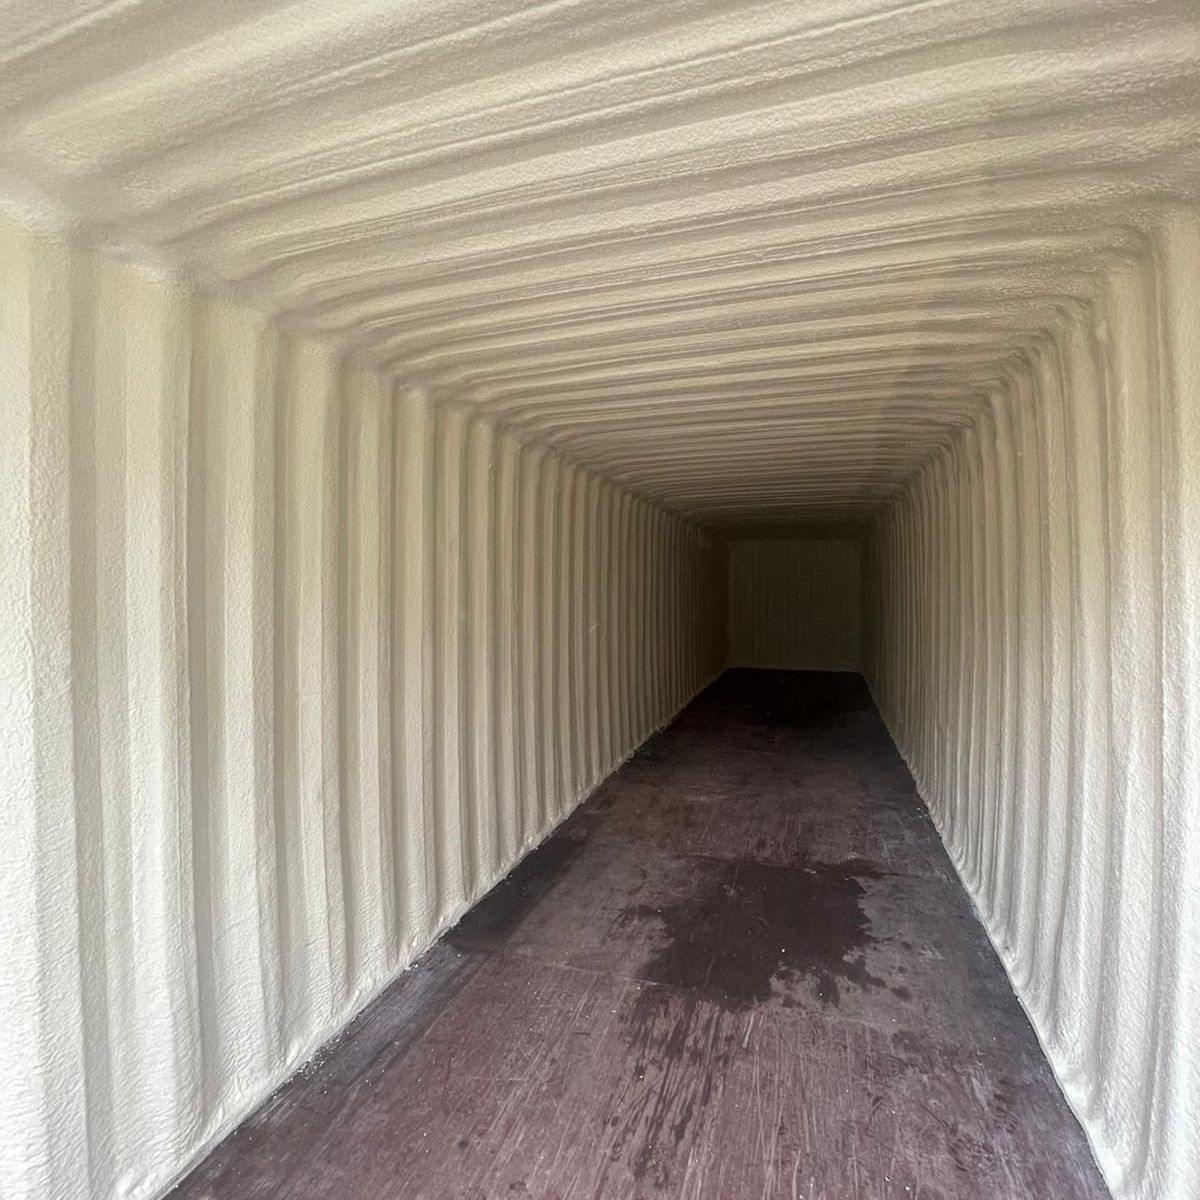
(2, 0, 1198, 529)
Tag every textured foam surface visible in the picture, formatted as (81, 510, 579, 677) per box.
(1, 3, 1197, 1198)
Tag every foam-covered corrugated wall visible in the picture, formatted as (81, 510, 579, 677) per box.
(865, 212, 1200, 1200)
(0, 215, 724, 1200)
(728, 537, 863, 672)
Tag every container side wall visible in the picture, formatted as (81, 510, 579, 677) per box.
(865, 209, 1200, 1200)
(0, 216, 725, 1200)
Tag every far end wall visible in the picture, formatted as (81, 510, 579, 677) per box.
(727, 537, 863, 672)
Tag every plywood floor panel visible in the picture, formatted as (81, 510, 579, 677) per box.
(169, 670, 1106, 1200)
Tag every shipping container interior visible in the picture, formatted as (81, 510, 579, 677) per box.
(2, 2, 1198, 1200)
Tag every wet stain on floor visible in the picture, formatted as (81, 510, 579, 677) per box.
(725, 857, 887, 1006)
(168, 670, 1110, 1200)
(622, 855, 886, 1008)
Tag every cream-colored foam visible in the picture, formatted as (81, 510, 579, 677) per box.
(0, 218, 724, 1200)
(1, 2, 1198, 1198)
(2, 0, 1197, 531)
(865, 211, 1200, 1200)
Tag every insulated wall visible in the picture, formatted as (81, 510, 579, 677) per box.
(728, 537, 862, 672)
(865, 209, 1200, 1200)
(0, 214, 724, 1200)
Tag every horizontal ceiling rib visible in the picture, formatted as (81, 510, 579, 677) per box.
(1, 0, 1194, 524)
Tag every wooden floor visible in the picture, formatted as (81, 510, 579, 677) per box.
(170, 670, 1108, 1200)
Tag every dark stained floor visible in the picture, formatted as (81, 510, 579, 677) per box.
(170, 670, 1108, 1200)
